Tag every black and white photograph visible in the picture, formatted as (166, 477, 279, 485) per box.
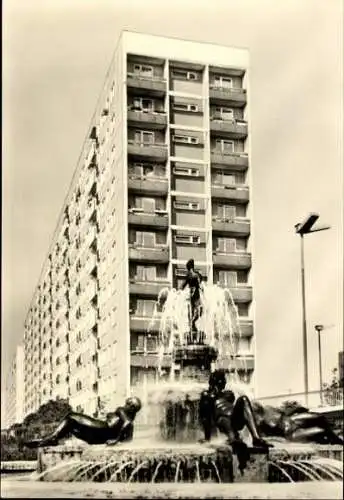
(2, 0, 343, 498)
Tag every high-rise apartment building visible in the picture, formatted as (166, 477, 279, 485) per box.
(4, 345, 25, 427)
(23, 32, 254, 419)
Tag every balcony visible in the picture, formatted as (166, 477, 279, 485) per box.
(128, 140, 168, 162)
(211, 151, 248, 171)
(209, 86, 247, 107)
(210, 119, 248, 139)
(130, 351, 172, 368)
(128, 176, 168, 196)
(130, 315, 160, 333)
(128, 209, 169, 229)
(212, 217, 250, 237)
(217, 355, 254, 371)
(215, 285, 252, 303)
(239, 320, 254, 338)
(211, 184, 249, 203)
(128, 245, 169, 263)
(127, 109, 167, 130)
(127, 73, 167, 97)
(212, 252, 252, 269)
(129, 280, 170, 297)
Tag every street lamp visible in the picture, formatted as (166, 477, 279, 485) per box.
(315, 324, 324, 405)
(295, 213, 331, 406)
(314, 324, 335, 406)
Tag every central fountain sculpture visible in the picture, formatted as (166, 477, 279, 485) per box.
(30, 258, 343, 483)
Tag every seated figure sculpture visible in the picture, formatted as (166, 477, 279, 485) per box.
(199, 369, 272, 474)
(24, 396, 142, 448)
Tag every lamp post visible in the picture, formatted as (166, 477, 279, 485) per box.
(295, 213, 331, 406)
(315, 324, 324, 405)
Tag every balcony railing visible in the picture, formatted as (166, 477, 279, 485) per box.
(215, 284, 252, 303)
(211, 150, 249, 170)
(129, 279, 170, 297)
(210, 118, 248, 138)
(128, 244, 169, 263)
(128, 175, 168, 195)
(209, 86, 247, 105)
(130, 351, 172, 368)
(127, 108, 167, 129)
(211, 184, 249, 203)
(212, 251, 252, 269)
(128, 209, 169, 229)
(127, 140, 168, 161)
(127, 73, 167, 95)
(212, 216, 250, 236)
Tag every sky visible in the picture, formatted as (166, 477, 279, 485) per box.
(2, 0, 343, 411)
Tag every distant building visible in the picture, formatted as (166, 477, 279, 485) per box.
(4, 345, 25, 428)
(339, 351, 343, 386)
(23, 32, 255, 419)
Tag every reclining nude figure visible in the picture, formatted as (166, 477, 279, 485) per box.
(24, 397, 142, 448)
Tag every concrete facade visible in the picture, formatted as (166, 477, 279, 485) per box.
(4, 345, 24, 427)
(22, 32, 255, 420)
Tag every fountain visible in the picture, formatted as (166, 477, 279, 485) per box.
(29, 261, 343, 485)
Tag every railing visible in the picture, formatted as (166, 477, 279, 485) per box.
(212, 216, 250, 223)
(211, 150, 248, 158)
(128, 175, 167, 185)
(210, 117, 247, 125)
(209, 85, 247, 93)
(128, 140, 167, 148)
(127, 107, 166, 115)
(211, 182, 249, 190)
(127, 72, 166, 83)
(256, 389, 343, 410)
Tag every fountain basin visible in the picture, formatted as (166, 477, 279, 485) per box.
(35, 441, 343, 484)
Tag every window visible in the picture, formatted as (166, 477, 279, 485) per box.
(135, 197, 156, 213)
(172, 70, 198, 81)
(76, 380, 82, 391)
(217, 204, 236, 219)
(173, 166, 199, 177)
(131, 163, 155, 178)
(237, 270, 248, 284)
(213, 75, 232, 88)
(146, 335, 157, 352)
(214, 171, 236, 186)
(217, 238, 236, 253)
(216, 139, 234, 153)
(133, 64, 153, 78)
(134, 130, 154, 145)
(173, 135, 200, 145)
(131, 98, 154, 112)
(76, 355, 82, 367)
(174, 201, 200, 211)
(136, 299, 156, 317)
(214, 107, 234, 121)
(175, 235, 200, 245)
(237, 303, 249, 317)
(136, 265, 156, 281)
(173, 103, 199, 113)
(218, 271, 236, 287)
(56, 357, 60, 366)
(135, 231, 156, 248)
(56, 375, 60, 385)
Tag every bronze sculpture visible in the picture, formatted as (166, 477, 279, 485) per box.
(24, 396, 141, 448)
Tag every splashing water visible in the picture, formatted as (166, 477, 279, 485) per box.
(149, 283, 251, 380)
